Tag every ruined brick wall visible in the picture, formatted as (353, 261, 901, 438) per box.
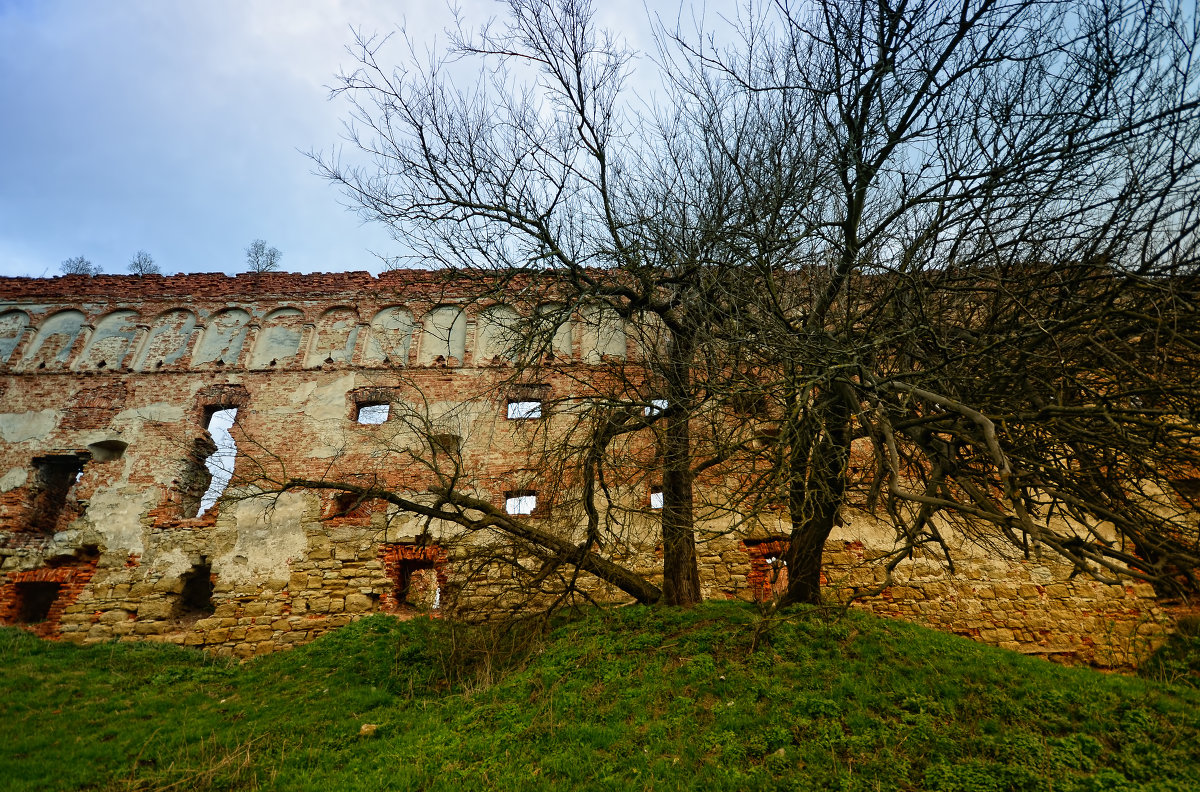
(0, 272, 1173, 665)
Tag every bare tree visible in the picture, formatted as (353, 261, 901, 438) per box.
(244, 239, 282, 273)
(128, 250, 160, 276)
(693, 0, 1200, 604)
(60, 256, 100, 276)
(292, 0, 1200, 609)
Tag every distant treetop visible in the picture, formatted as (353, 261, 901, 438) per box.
(60, 256, 101, 276)
(245, 239, 282, 273)
(128, 250, 160, 276)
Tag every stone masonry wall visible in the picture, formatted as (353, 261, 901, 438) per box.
(0, 272, 1180, 666)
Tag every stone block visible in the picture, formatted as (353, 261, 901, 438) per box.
(99, 608, 133, 624)
(245, 626, 274, 642)
(137, 600, 175, 620)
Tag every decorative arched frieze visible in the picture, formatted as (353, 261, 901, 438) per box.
(20, 310, 87, 371)
(133, 309, 198, 371)
(418, 306, 466, 366)
(474, 304, 521, 365)
(305, 306, 361, 368)
(536, 302, 574, 360)
(248, 308, 305, 369)
(363, 307, 415, 367)
(0, 310, 30, 367)
(192, 308, 252, 368)
(581, 303, 627, 362)
(75, 310, 140, 371)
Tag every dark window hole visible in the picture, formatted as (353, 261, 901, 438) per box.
(176, 563, 215, 618)
(16, 581, 61, 623)
(29, 455, 85, 533)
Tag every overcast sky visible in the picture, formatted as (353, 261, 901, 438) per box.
(0, 0, 663, 279)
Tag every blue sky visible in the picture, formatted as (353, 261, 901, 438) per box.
(0, 0, 659, 278)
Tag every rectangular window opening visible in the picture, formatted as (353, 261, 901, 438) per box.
(356, 402, 390, 425)
(507, 400, 543, 420)
(395, 560, 440, 610)
(649, 486, 664, 510)
(644, 398, 668, 417)
(16, 581, 61, 623)
(505, 490, 537, 516)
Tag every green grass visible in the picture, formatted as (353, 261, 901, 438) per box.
(3, 603, 1199, 791)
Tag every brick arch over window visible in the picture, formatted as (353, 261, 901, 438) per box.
(193, 384, 250, 423)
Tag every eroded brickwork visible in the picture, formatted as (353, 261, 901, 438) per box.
(0, 272, 1176, 665)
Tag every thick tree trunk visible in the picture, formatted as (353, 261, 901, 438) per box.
(661, 326, 702, 606)
(662, 404, 702, 605)
(779, 391, 852, 607)
(781, 518, 829, 605)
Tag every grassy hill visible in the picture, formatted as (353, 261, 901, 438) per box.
(3, 602, 1198, 791)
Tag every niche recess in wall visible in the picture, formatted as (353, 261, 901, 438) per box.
(175, 562, 215, 619)
(28, 455, 85, 533)
(15, 581, 61, 623)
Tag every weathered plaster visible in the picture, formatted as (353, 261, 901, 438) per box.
(83, 486, 157, 555)
(218, 492, 310, 583)
(0, 410, 58, 443)
(0, 466, 29, 491)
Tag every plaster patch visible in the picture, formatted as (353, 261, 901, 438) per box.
(288, 382, 317, 404)
(303, 374, 357, 422)
(0, 466, 28, 492)
(217, 492, 309, 583)
(84, 486, 157, 555)
(154, 548, 194, 578)
(114, 402, 186, 425)
(0, 409, 59, 443)
(308, 444, 346, 459)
